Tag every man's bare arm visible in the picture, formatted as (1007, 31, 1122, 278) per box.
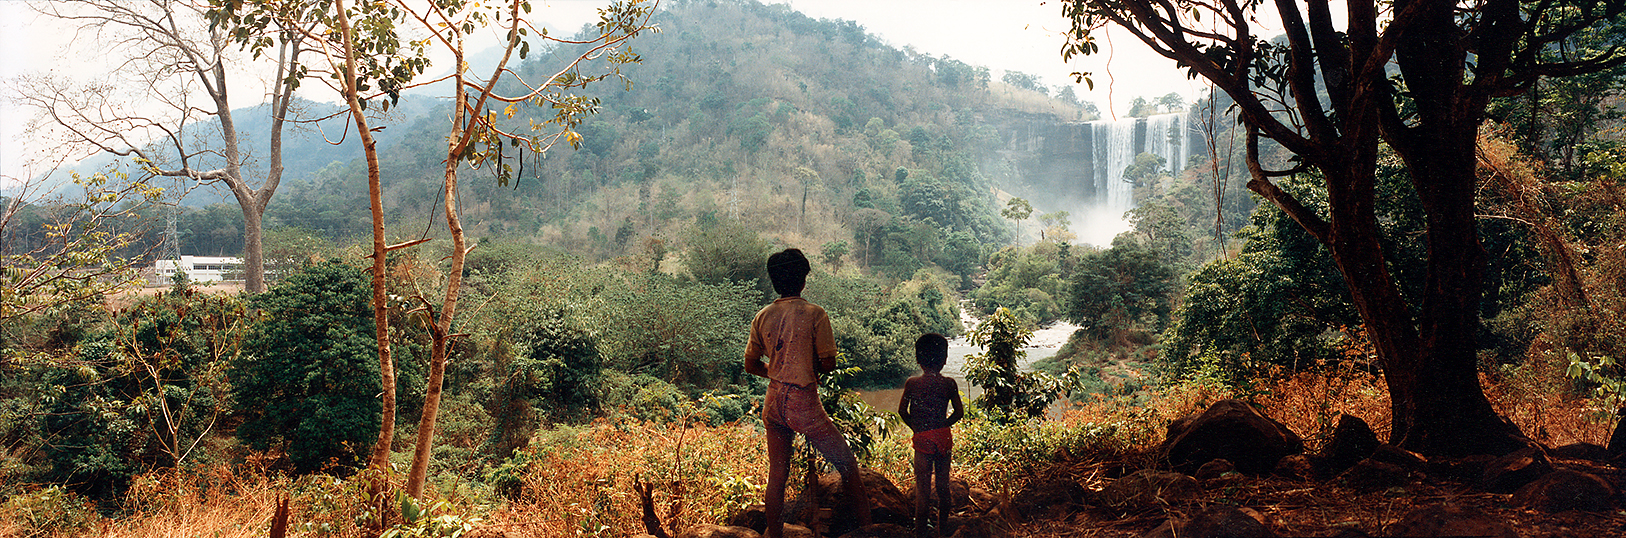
(817, 353, 837, 373)
(745, 354, 768, 378)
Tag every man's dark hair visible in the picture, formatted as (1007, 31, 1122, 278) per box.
(915, 333, 949, 370)
(766, 248, 811, 297)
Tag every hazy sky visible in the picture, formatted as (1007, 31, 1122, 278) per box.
(1, 0, 1207, 182)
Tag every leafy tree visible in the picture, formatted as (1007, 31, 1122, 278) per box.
(1066, 237, 1176, 339)
(1064, 0, 1626, 456)
(493, 308, 602, 446)
(1125, 201, 1195, 267)
(819, 240, 850, 271)
(28, 289, 246, 500)
(1001, 70, 1049, 95)
(682, 215, 772, 295)
(0, 166, 162, 324)
(1121, 153, 1166, 190)
(1157, 92, 1186, 114)
(1002, 197, 1033, 240)
(972, 244, 1068, 324)
(1037, 210, 1073, 243)
(963, 308, 1075, 422)
(218, 0, 658, 496)
(234, 260, 379, 473)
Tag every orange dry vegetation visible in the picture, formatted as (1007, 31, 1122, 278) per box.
(0, 367, 1615, 538)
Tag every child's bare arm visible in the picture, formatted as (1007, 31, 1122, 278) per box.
(898, 378, 918, 431)
(947, 379, 965, 426)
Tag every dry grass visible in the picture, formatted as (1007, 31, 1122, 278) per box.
(3, 358, 1617, 538)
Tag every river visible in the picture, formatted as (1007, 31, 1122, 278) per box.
(856, 314, 1080, 413)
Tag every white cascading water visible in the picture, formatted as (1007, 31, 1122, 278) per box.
(1089, 112, 1187, 217)
(1077, 112, 1188, 246)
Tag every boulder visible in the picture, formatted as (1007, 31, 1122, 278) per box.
(1319, 414, 1381, 474)
(1194, 459, 1236, 482)
(1385, 503, 1516, 538)
(1481, 446, 1553, 493)
(1609, 412, 1626, 460)
(1097, 470, 1199, 511)
(795, 468, 912, 533)
(1010, 472, 1084, 520)
(1140, 506, 1273, 538)
(1428, 454, 1495, 484)
(902, 476, 975, 513)
(1510, 469, 1618, 513)
(1366, 445, 1426, 471)
(1550, 442, 1612, 462)
(948, 516, 999, 538)
(676, 525, 761, 538)
(835, 523, 913, 538)
(1159, 399, 1305, 475)
(1338, 459, 1411, 492)
(1271, 454, 1316, 482)
(725, 504, 766, 533)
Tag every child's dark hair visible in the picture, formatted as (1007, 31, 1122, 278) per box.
(766, 248, 811, 297)
(915, 333, 949, 370)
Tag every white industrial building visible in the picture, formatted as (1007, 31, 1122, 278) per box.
(153, 256, 244, 283)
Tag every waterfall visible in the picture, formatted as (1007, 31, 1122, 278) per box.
(1086, 112, 1188, 218)
(1010, 111, 1194, 246)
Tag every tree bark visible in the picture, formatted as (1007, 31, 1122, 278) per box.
(405, 40, 471, 501)
(333, 0, 398, 477)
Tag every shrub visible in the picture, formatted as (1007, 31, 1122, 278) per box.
(233, 260, 379, 473)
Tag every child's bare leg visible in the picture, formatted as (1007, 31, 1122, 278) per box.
(763, 423, 794, 538)
(912, 452, 932, 538)
(933, 453, 951, 538)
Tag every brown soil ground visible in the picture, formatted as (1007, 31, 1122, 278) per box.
(995, 451, 1626, 538)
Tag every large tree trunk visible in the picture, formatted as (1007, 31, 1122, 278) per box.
(1376, 0, 1527, 457)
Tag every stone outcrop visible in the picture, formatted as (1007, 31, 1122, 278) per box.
(1159, 399, 1305, 475)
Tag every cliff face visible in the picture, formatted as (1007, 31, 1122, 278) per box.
(991, 112, 1201, 214)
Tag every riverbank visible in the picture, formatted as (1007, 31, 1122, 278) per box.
(858, 318, 1080, 412)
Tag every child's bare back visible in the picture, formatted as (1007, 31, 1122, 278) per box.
(899, 334, 961, 538)
(901, 373, 960, 433)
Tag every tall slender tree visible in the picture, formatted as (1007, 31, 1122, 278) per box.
(216, 0, 659, 498)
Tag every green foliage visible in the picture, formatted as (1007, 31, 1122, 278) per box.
(972, 243, 1070, 325)
(1566, 352, 1626, 423)
(955, 408, 1154, 483)
(595, 273, 760, 388)
(233, 260, 380, 473)
(383, 494, 481, 538)
(815, 361, 898, 465)
(0, 485, 99, 535)
(681, 215, 771, 295)
(505, 309, 602, 417)
(1066, 236, 1177, 339)
(807, 270, 959, 387)
(962, 308, 1079, 422)
(1125, 201, 1195, 268)
(1, 164, 164, 323)
(19, 289, 248, 500)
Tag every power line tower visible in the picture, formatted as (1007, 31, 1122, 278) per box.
(160, 202, 182, 283)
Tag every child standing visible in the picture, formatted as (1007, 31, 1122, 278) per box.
(898, 333, 964, 538)
(744, 248, 872, 538)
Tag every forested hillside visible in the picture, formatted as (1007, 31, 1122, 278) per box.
(5, 0, 1626, 536)
(165, 0, 1092, 278)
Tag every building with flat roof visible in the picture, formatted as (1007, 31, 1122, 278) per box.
(154, 256, 244, 283)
